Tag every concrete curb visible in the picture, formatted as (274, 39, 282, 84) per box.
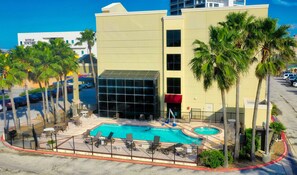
(0, 133, 288, 172)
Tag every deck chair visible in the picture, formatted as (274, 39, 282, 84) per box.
(82, 129, 91, 139)
(95, 132, 115, 147)
(160, 143, 183, 155)
(85, 131, 102, 145)
(104, 132, 115, 145)
(125, 133, 136, 151)
(146, 136, 160, 154)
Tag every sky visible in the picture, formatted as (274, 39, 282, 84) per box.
(0, 0, 296, 50)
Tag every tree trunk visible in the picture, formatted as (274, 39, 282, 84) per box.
(88, 48, 96, 85)
(88, 48, 98, 112)
(251, 78, 263, 161)
(55, 78, 60, 123)
(25, 79, 31, 127)
(9, 87, 20, 133)
(265, 75, 271, 155)
(64, 74, 68, 120)
(38, 82, 46, 127)
(234, 78, 240, 161)
(45, 82, 50, 123)
(221, 89, 228, 168)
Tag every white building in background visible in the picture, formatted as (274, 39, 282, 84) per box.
(17, 31, 97, 57)
(170, 0, 246, 15)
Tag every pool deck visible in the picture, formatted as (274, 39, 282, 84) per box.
(53, 114, 227, 150)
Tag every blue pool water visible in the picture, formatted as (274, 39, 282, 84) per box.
(90, 124, 202, 145)
(194, 127, 220, 135)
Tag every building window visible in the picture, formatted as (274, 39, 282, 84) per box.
(167, 78, 181, 94)
(81, 50, 84, 55)
(20, 41, 23, 45)
(167, 30, 181, 47)
(167, 54, 181, 71)
(71, 40, 74, 44)
(66, 40, 69, 43)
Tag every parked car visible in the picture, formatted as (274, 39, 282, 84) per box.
(288, 77, 297, 86)
(14, 96, 27, 106)
(293, 81, 297, 87)
(32, 92, 43, 100)
(85, 82, 94, 88)
(283, 73, 294, 80)
(67, 86, 73, 93)
(3, 99, 19, 110)
(78, 84, 84, 91)
(286, 75, 297, 84)
(29, 94, 41, 103)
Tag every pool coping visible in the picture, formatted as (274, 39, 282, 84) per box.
(0, 131, 288, 172)
(90, 122, 204, 145)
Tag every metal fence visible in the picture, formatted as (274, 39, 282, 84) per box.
(158, 109, 244, 123)
(5, 131, 203, 167)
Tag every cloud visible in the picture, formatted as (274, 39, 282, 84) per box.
(272, 0, 297, 6)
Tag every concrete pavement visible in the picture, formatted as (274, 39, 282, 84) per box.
(270, 77, 297, 156)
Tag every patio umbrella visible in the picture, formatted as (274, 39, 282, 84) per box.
(32, 124, 38, 149)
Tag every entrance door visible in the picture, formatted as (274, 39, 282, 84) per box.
(167, 103, 181, 119)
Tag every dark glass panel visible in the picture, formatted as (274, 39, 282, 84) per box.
(126, 95, 134, 102)
(99, 94, 107, 101)
(99, 79, 106, 86)
(108, 79, 116, 86)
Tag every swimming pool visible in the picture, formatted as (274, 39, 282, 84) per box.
(90, 124, 202, 145)
(193, 127, 220, 135)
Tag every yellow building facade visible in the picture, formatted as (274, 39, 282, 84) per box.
(96, 3, 270, 128)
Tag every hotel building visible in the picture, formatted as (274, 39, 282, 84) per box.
(170, 0, 246, 15)
(96, 3, 270, 128)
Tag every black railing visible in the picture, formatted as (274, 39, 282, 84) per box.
(5, 132, 202, 167)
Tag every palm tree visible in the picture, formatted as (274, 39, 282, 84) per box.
(31, 41, 59, 123)
(50, 38, 77, 122)
(190, 26, 240, 167)
(218, 12, 257, 161)
(0, 52, 27, 133)
(75, 29, 96, 84)
(10, 45, 35, 127)
(75, 29, 98, 112)
(250, 18, 297, 161)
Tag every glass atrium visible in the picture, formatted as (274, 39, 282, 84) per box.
(98, 70, 159, 120)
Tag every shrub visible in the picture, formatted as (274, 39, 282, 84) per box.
(200, 150, 224, 168)
(271, 104, 281, 116)
(270, 122, 286, 135)
(47, 140, 56, 145)
(239, 128, 260, 159)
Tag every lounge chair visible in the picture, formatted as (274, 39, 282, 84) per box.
(125, 133, 136, 151)
(95, 132, 115, 147)
(84, 131, 102, 145)
(176, 146, 194, 158)
(146, 136, 161, 154)
(82, 129, 91, 139)
(160, 143, 183, 155)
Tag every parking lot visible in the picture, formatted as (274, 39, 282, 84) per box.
(0, 86, 96, 129)
(271, 76, 297, 155)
